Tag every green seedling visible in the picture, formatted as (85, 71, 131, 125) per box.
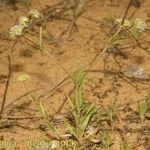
(71, 68, 85, 114)
(101, 131, 112, 149)
(17, 74, 60, 139)
(65, 68, 99, 142)
(29, 94, 60, 139)
(107, 102, 116, 122)
(137, 101, 147, 121)
(101, 17, 146, 55)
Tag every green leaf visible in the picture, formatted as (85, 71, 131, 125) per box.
(39, 102, 46, 117)
(75, 85, 84, 114)
(71, 68, 85, 86)
(65, 121, 78, 140)
(138, 101, 147, 120)
(81, 104, 98, 131)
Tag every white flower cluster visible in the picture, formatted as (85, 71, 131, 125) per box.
(116, 18, 131, 27)
(19, 16, 30, 27)
(115, 17, 146, 33)
(9, 9, 41, 39)
(134, 18, 146, 32)
(29, 9, 41, 19)
(9, 25, 24, 39)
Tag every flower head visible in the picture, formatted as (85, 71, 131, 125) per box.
(17, 74, 29, 82)
(123, 19, 131, 27)
(19, 16, 29, 27)
(9, 25, 24, 39)
(134, 18, 146, 32)
(116, 18, 122, 24)
(116, 18, 131, 27)
(29, 9, 41, 19)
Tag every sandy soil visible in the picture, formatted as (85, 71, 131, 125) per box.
(0, 0, 150, 150)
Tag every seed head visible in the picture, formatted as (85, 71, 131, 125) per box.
(29, 9, 41, 19)
(17, 74, 29, 82)
(134, 18, 146, 32)
(19, 16, 30, 27)
(9, 25, 24, 39)
(116, 18, 131, 27)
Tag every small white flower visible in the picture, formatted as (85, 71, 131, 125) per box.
(134, 18, 146, 32)
(116, 18, 130, 27)
(9, 25, 24, 39)
(17, 74, 29, 82)
(19, 16, 29, 27)
(116, 18, 122, 24)
(51, 140, 58, 149)
(123, 19, 131, 27)
(29, 9, 41, 19)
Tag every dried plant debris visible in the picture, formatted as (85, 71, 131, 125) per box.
(123, 64, 150, 79)
(19, 49, 33, 57)
(131, 0, 141, 8)
(0, 74, 7, 83)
